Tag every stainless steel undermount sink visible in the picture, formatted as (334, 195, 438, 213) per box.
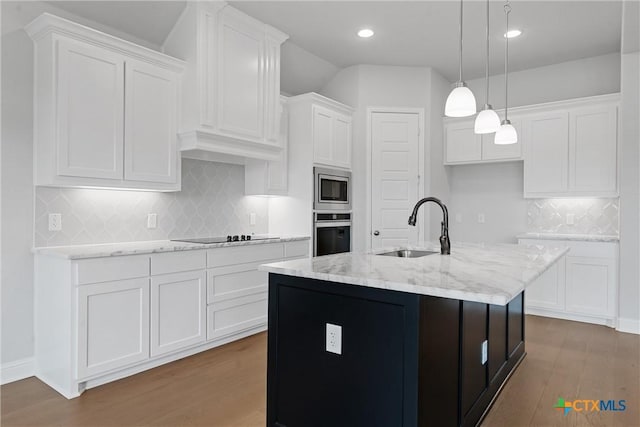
(377, 249, 438, 258)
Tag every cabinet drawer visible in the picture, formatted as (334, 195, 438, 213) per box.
(75, 255, 149, 285)
(207, 292, 267, 341)
(207, 243, 285, 268)
(285, 240, 309, 258)
(151, 250, 206, 275)
(207, 263, 268, 304)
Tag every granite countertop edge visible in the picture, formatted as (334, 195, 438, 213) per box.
(260, 243, 570, 306)
(33, 236, 311, 260)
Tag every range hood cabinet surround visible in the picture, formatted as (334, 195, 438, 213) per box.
(164, 2, 288, 163)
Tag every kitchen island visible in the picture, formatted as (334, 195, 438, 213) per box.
(260, 242, 568, 427)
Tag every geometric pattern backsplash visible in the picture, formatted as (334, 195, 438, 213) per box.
(527, 198, 619, 236)
(34, 159, 269, 247)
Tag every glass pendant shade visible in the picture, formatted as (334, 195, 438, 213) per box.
(494, 121, 518, 144)
(474, 107, 501, 134)
(445, 84, 477, 118)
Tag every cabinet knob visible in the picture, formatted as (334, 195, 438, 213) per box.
(373, 230, 380, 236)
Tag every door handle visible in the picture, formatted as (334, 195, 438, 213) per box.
(373, 230, 380, 236)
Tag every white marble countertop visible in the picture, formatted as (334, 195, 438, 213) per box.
(33, 235, 310, 260)
(260, 241, 569, 306)
(516, 232, 619, 242)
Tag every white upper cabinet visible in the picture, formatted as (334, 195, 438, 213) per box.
(444, 121, 482, 164)
(124, 59, 179, 184)
(56, 39, 125, 180)
(286, 94, 353, 170)
(163, 2, 288, 163)
(443, 94, 619, 198)
(569, 105, 618, 194)
(523, 95, 619, 198)
(523, 111, 569, 195)
(444, 117, 522, 165)
(26, 14, 185, 191)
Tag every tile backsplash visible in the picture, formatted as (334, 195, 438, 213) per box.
(34, 159, 269, 247)
(527, 198, 619, 235)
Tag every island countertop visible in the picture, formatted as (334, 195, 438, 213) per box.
(260, 241, 569, 305)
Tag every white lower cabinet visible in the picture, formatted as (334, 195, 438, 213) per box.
(523, 260, 565, 312)
(151, 270, 206, 357)
(519, 238, 618, 327)
(34, 239, 310, 399)
(565, 256, 616, 318)
(77, 278, 150, 379)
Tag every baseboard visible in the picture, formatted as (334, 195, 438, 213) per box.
(525, 307, 615, 328)
(1, 357, 35, 385)
(617, 317, 640, 335)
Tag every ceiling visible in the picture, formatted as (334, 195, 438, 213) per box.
(231, 1, 622, 81)
(48, 1, 623, 83)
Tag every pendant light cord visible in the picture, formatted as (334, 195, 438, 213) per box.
(459, 0, 463, 82)
(504, 1, 511, 121)
(485, 0, 490, 105)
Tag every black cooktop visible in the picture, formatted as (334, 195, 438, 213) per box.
(171, 235, 277, 244)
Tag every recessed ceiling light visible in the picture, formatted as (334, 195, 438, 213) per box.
(357, 29, 374, 38)
(504, 29, 522, 38)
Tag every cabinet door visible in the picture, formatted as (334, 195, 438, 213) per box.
(56, 38, 124, 180)
(332, 113, 352, 169)
(207, 292, 268, 340)
(151, 270, 206, 357)
(525, 260, 565, 311)
(569, 105, 618, 194)
(481, 118, 522, 161)
(313, 105, 334, 165)
(77, 278, 149, 379)
(445, 121, 482, 164)
(124, 59, 178, 184)
(216, 10, 264, 140)
(565, 256, 616, 318)
(523, 112, 569, 196)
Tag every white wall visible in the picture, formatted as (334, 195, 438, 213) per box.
(281, 42, 339, 96)
(448, 54, 622, 244)
(466, 53, 621, 110)
(618, 0, 640, 333)
(0, 1, 168, 368)
(321, 65, 448, 250)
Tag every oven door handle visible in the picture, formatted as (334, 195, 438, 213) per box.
(314, 221, 352, 228)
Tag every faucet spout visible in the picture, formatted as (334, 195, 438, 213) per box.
(408, 197, 450, 255)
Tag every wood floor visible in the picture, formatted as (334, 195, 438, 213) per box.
(2, 315, 639, 427)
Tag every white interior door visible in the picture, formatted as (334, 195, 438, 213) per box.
(371, 112, 421, 249)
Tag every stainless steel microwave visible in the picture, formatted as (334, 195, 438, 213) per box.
(314, 167, 351, 211)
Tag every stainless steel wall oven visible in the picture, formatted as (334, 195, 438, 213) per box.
(313, 212, 351, 256)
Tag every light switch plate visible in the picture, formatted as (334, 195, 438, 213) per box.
(147, 213, 157, 229)
(48, 213, 62, 231)
(566, 213, 575, 225)
(250, 212, 256, 226)
(477, 213, 485, 224)
(326, 323, 342, 355)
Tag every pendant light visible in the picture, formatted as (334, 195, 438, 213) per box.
(474, 0, 500, 134)
(494, 1, 518, 145)
(445, 0, 476, 117)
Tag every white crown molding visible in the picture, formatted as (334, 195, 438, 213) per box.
(287, 92, 355, 114)
(25, 13, 185, 73)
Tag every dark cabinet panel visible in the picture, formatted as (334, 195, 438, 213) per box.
(488, 304, 507, 382)
(461, 301, 488, 418)
(418, 298, 460, 427)
(507, 293, 524, 356)
(273, 284, 408, 427)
